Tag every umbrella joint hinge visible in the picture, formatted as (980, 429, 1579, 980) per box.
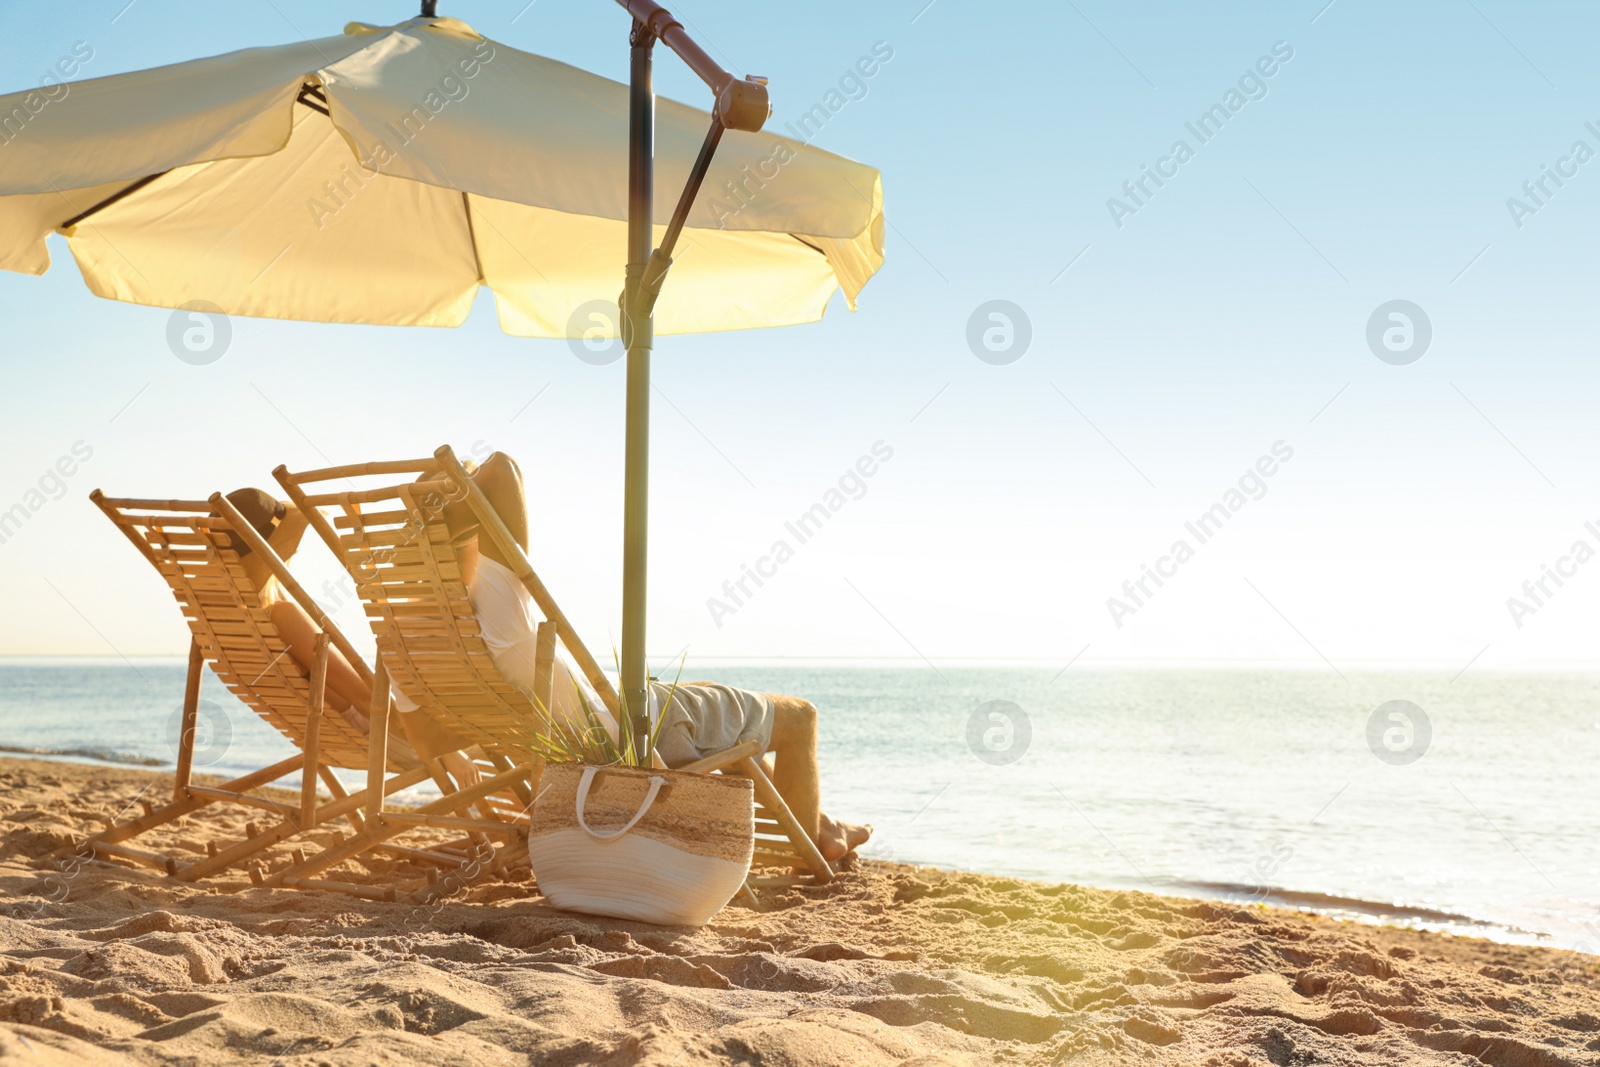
(617, 247, 677, 348)
(639, 250, 673, 309)
(619, 272, 656, 351)
(629, 18, 660, 49)
(621, 316, 654, 351)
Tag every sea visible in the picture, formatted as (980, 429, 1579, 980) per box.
(3, 658, 1597, 953)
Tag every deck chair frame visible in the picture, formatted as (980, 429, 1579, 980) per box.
(76, 491, 530, 896)
(272, 445, 832, 892)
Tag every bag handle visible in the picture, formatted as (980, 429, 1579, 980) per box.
(574, 767, 669, 841)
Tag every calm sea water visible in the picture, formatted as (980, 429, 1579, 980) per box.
(3, 658, 1597, 952)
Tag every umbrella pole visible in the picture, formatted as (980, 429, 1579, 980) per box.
(613, 0, 771, 766)
(621, 18, 656, 764)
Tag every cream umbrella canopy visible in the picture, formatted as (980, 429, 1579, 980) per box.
(0, 5, 884, 757)
(0, 15, 882, 335)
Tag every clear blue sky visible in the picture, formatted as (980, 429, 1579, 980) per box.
(3, 0, 1599, 673)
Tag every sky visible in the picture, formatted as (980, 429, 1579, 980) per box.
(3, 0, 1600, 675)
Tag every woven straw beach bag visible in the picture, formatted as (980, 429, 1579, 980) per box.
(527, 762, 754, 926)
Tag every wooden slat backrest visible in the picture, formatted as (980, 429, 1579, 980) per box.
(276, 461, 584, 755)
(277, 456, 836, 886)
(91, 493, 383, 770)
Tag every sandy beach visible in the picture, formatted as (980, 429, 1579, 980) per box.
(1, 756, 1596, 1066)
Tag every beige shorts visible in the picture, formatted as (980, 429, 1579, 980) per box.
(651, 682, 774, 768)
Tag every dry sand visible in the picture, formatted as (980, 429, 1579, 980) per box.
(1, 757, 1597, 1066)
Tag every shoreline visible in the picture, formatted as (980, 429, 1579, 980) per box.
(0, 749, 1579, 953)
(3, 755, 1598, 1065)
(9, 654, 1600, 671)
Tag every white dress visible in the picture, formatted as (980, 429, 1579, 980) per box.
(467, 554, 620, 743)
(394, 554, 771, 767)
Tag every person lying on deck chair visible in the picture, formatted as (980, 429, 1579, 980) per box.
(222, 488, 481, 789)
(400, 452, 871, 864)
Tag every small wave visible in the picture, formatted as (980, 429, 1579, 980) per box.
(1170, 880, 1503, 928)
(0, 744, 165, 768)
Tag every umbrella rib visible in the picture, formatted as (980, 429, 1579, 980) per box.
(461, 192, 486, 285)
(464, 199, 549, 284)
(788, 234, 826, 257)
(58, 172, 170, 230)
(296, 83, 331, 117)
(61, 83, 322, 230)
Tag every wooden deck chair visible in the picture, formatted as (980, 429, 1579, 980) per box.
(77, 491, 533, 898)
(271, 445, 833, 895)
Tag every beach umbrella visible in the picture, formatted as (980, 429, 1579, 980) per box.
(0, 2, 884, 759)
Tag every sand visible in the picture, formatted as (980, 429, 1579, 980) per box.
(1, 757, 1597, 1066)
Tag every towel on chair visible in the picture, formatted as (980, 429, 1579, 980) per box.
(651, 682, 773, 768)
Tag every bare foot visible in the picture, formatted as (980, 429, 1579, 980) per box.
(816, 811, 873, 863)
(841, 820, 872, 853)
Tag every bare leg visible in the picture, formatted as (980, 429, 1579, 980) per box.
(764, 694, 872, 862)
(767, 695, 821, 842)
(269, 599, 368, 712)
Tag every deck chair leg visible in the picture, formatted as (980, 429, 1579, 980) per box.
(72, 753, 307, 858)
(318, 766, 364, 834)
(266, 762, 532, 888)
(366, 660, 392, 824)
(674, 741, 832, 887)
(419, 741, 498, 829)
(301, 633, 330, 829)
(488, 752, 536, 812)
(176, 760, 437, 883)
(464, 760, 517, 827)
(173, 639, 204, 803)
(65, 754, 306, 878)
(740, 755, 833, 885)
(424, 758, 496, 845)
(176, 819, 304, 884)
